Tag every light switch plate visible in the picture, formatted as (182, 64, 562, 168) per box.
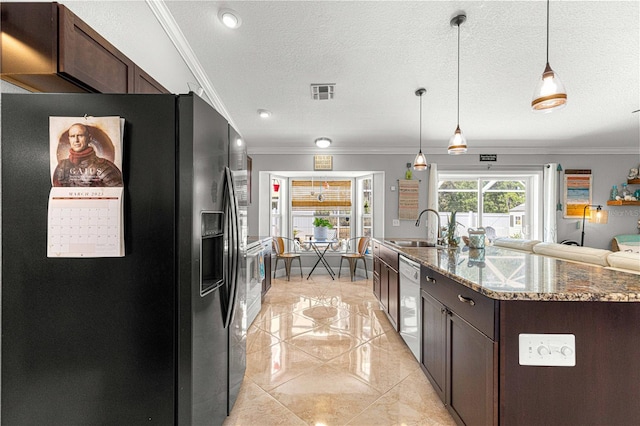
(392, 219, 400, 226)
(391, 185, 396, 191)
(519, 333, 576, 367)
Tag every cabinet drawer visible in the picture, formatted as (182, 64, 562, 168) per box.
(374, 257, 381, 277)
(421, 266, 496, 340)
(379, 244, 399, 270)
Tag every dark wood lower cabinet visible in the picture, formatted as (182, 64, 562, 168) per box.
(499, 300, 640, 425)
(448, 312, 497, 426)
(421, 265, 497, 426)
(372, 242, 399, 330)
(387, 267, 398, 327)
(421, 290, 446, 400)
(373, 268, 381, 300)
(379, 241, 640, 425)
(261, 252, 272, 298)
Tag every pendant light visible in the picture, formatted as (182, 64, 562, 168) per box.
(413, 88, 428, 171)
(448, 14, 468, 155)
(531, 0, 567, 112)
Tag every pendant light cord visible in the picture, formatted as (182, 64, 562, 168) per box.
(456, 20, 461, 126)
(419, 92, 423, 151)
(546, 0, 550, 63)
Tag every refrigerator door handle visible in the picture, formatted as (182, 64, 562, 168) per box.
(223, 166, 239, 329)
(229, 168, 241, 323)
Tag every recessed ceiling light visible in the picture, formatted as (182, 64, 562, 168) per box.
(258, 109, 272, 118)
(315, 137, 331, 148)
(218, 9, 241, 29)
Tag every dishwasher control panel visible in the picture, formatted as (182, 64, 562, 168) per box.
(399, 256, 420, 280)
(519, 333, 576, 367)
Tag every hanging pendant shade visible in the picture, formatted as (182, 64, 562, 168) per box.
(448, 14, 468, 155)
(413, 88, 428, 171)
(531, 62, 567, 112)
(413, 150, 427, 170)
(531, 0, 567, 112)
(447, 125, 467, 155)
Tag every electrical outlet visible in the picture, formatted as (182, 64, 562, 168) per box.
(393, 219, 400, 226)
(519, 333, 575, 367)
(576, 221, 581, 229)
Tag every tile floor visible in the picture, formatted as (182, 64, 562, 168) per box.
(223, 274, 456, 426)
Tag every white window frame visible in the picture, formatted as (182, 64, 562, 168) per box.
(438, 170, 542, 240)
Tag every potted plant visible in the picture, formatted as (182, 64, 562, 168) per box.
(313, 217, 333, 240)
(446, 211, 459, 247)
(364, 200, 370, 214)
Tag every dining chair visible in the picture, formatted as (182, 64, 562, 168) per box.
(338, 236, 370, 281)
(272, 236, 303, 281)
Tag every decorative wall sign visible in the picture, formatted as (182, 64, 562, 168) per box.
(563, 169, 592, 218)
(314, 155, 333, 171)
(479, 154, 497, 162)
(398, 179, 419, 220)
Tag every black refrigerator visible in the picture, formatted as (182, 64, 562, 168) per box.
(1, 93, 248, 425)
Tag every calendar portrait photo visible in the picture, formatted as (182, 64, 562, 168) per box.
(49, 116, 124, 187)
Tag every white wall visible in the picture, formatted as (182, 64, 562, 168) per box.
(248, 153, 640, 250)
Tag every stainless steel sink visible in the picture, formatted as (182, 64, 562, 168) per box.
(388, 239, 436, 248)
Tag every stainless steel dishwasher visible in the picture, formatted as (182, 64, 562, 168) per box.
(399, 255, 421, 361)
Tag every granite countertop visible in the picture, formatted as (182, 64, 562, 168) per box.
(247, 236, 272, 246)
(379, 238, 640, 302)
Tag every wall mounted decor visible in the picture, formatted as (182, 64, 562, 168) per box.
(563, 169, 592, 218)
(314, 155, 333, 171)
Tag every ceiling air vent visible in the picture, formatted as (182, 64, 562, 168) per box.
(311, 84, 335, 100)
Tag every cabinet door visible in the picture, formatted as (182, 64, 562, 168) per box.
(380, 265, 389, 312)
(448, 313, 497, 426)
(58, 4, 134, 93)
(373, 257, 381, 300)
(421, 290, 446, 401)
(387, 268, 399, 330)
(262, 252, 272, 297)
(133, 65, 169, 94)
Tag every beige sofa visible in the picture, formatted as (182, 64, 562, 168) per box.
(492, 238, 640, 274)
(492, 238, 541, 252)
(606, 251, 640, 274)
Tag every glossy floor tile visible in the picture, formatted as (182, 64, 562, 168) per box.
(224, 274, 455, 426)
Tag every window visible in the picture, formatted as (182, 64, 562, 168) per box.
(358, 176, 373, 238)
(290, 179, 352, 241)
(260, 171, 383, 245)
(438, 171, 541, 240)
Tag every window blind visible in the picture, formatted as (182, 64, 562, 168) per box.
(291, 180, 351, 211)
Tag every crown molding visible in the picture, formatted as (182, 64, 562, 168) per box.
(247, 145, 638, 156)
(145, 0, 238, 131)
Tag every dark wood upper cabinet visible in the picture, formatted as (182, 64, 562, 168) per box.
(133, 65, 169, 94)
(1, 2, 168, 94)
(57, 4, 133, 93)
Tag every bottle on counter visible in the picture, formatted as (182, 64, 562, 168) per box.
(610, 185, 618, 200)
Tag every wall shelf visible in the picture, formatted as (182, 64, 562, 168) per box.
(607, 200, 640, 206)
(628, 178, 640, 185)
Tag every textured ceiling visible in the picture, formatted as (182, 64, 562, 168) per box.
(161, 0, 639, 155)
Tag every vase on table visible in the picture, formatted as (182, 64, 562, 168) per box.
(313, 226, 328, 241)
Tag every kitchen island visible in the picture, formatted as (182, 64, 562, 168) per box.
(374, 238, 640, 426)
